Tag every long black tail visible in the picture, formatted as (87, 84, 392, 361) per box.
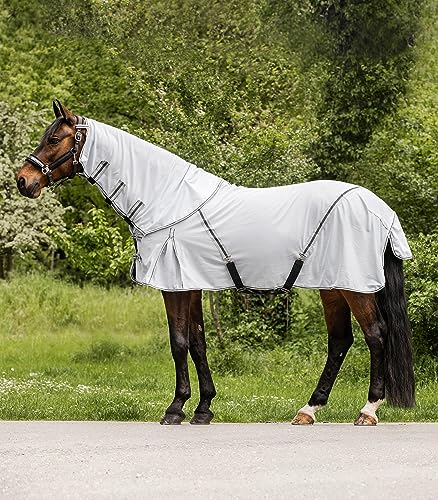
(376, 244, 415, 407)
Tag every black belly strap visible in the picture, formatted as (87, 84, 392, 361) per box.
(280, 258, 305, 292)
(225, 261, 245, 291)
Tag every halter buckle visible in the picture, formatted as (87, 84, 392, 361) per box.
(41, 165, 51, 176)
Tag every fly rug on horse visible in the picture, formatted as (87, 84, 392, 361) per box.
(17, 101, 415, 426)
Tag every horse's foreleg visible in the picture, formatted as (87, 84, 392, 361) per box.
(342, 290, 386, 426)
(188, 290, 216, 425)
(292, 290, 353, 425)
(161, 290, 192, 425)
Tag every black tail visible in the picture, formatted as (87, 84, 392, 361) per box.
(376, 244, 415, 407)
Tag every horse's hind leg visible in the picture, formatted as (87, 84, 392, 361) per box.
(292, 290, 353, 425)
(161, 291, 192, 425)
(188, 290, 217, 425)
(342, 291, 386, 426)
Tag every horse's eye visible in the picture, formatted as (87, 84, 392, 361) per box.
(48, 136, 60, 145)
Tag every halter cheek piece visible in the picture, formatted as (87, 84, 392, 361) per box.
(25, 116, 88, 187)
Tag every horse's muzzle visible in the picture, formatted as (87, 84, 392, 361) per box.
(16, 175, 41, 198)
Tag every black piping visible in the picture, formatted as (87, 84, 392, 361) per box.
(88, 160, 110, 184)
(199, 210, 229, 259)
(109, 180, 125, 200)
(199, 209, 245, 291)
(302, 186, 359, 255)
(281, 186, 360, 292)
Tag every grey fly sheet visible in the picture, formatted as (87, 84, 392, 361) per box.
(78, 118, 412, 293)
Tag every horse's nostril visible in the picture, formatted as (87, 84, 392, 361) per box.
(17, 177, 26, 191)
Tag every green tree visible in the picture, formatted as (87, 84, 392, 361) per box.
(350, 0, 438, 235)
(0, 102, 66, 277)
(309, 0, 423, 180)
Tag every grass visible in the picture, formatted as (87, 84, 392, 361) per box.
(0, 273, 437, 423)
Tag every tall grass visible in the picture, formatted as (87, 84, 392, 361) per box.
(0, 273, 436, 422)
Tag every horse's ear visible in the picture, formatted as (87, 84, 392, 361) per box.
(53, 100, 62, 118)
(54, 99, 75, 125)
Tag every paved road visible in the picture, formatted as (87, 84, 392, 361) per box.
(0, 422, 437, 499)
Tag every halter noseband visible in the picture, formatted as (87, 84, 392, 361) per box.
(25, 116, 88, 187)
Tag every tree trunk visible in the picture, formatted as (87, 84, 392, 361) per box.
(0, 252, 4, 279)
(50, 248, 55, 271)
(6, 247, 13, 273)
(208, 291, 224, 348)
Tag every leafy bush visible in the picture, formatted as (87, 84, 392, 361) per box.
(208, 343, 255, 376)
(350, 0, 437, 235)
(286, 289, 328, 355)
(49, 208, 133, 286)
(310, 0, 422, 179)
(206, 291, 294, 350)
(405, 233, 438, 357)
(206, 289, 329, 354)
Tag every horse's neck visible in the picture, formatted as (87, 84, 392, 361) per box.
(84, 118, 224, 233)
(90, 119, 190, 184)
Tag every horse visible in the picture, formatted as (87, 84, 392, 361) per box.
(16, 101, 415, 426)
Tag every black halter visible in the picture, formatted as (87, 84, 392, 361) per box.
(25, 116, 88, 187)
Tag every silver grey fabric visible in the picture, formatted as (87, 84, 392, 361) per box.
(79, 119, 412, 293)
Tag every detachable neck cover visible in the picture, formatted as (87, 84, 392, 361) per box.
(79, 118, 223, 236)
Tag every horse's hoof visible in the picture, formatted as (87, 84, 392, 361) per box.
(190, 410, 214, 425)
(160, 411, 186, 425)
(291, 412, 315, 425)
(354, 413, 377, 426)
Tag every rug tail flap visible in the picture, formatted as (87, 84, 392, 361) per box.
(389, 214, 412, 260)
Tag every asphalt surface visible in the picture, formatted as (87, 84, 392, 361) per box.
(0, 421, 437, 499)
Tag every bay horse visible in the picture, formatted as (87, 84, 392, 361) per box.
(16, 101, 415, 425)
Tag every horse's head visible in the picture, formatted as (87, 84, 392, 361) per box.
(16, 101, 87, 198)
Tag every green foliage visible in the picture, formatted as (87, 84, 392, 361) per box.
(350, 0, 438, 234)
(0, 0, 437, 359)
(207, 291, 293, 350)
(206, 289, 329, 354)
(310, 0, 423, 179)
(72, 340, 144, 363)
(49, 208, 133, 286)
(27, 0, 322, 186)
(0, 272, 165, 338)
(286, 289, 328, 354)
(405, 233, 438, 357)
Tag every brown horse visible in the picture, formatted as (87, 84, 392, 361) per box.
(16, 102, 415, 425)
